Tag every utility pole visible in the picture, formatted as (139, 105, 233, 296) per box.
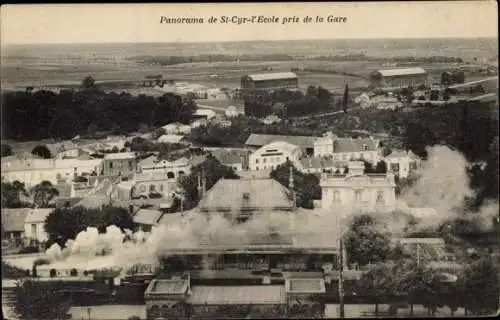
(339, 237, 345, 319)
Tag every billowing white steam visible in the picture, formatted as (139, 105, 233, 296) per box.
(45, 208, 343, 270)
(44, 145, 498, 270)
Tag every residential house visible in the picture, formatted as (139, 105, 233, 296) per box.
(102, 135, 128, 151)
(190, 118, 209, 129)
(101, 152, 137, 177)
(244, 134, 316, 155)
(313, 132, 380, 164)
(1, 158, 103, 187)
(193, 109, 216, 121)
(1, 208, 29, 246)
(211, 149, 249, 172)
(133, 209, 164, 232)
(298, 156, 348, 174)
(138, 155, 206, 179)
(161, 122, 192, 135)
(383, 149, 421, 178)
(157, 134, 189, 145)
(261, 115, 283, 125)
(133, 172, 178, 199)
(73, 178, 117, 209)
(319, 161, 396, 214)
(24, 208, 54, 245)
(45, 141, 82, 159)
(249, 141, 302, 171)
(225, 106, 244, 118)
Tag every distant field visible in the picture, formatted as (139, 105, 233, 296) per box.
(0, 55, 487, 95)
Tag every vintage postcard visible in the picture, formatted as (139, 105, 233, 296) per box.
(1, 1, 498, 319)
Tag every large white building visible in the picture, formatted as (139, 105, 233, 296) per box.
(249, 141, 302, 171)
(313, 132, 380, 164)
(319, 161, 396, 214)
(1, 158, 103, 187)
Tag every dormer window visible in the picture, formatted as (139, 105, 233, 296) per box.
(363, 144, 368, 151)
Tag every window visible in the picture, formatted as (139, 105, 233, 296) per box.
(376, 191, 385, 204)
(139, 185, 146, 193)
(31, 224, 37, 239)
(286, 157, 289, 161)
(276, 157, 281, 163)
(159, 184, 164, 192)
(255, 166, 259, 171)
(333, 191, 341, 203)
(109, 162, 113, 169)
(256, 159, 260, 164)
(128, 160, 133, 169)
(355, 190, 363, 202)
(363, 144, 368, 151)
(149, 185, 156, 192)
(263, 158, 267, 163)
(391, 163, 400, 173)
(264, 165, 267, 170)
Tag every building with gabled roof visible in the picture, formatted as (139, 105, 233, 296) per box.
(314, 132, 380, 164)
(24, 208, 54, 244)
(1, 208, 29, 245)
(198, 178, 294, 214)
(249, 141, 302, 171)
(245, 134, 316, 153)
(383, 149, 421, 178)
(370, 67, 427, 89)
(241, 72, 298, 91)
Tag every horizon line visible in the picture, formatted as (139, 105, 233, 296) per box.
(3, 36, 498, 46)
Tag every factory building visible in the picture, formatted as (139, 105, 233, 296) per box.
(240, 72, 299, 92)
(369, 67, 427, 89)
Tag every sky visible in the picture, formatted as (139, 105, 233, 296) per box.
(1, 2, 498, 45)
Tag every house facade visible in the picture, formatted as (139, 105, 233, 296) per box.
(313, 132, 380, 164)
(249, 141, 301, 171)
(383, 149, 421, 178)
(23, 208, 54, 245)
(101, 152, 137, 177)
(1, 158, 103, 187)
(319, 161, 396, 214)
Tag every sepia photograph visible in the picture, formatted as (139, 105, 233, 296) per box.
(0, 1, 498, 319)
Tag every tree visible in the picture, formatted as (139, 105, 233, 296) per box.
(12, 280, 71, 320)
(1, 181, 29, 208)
(344, 214, 392, 266)
(342, 84, 349, 113)
(1, 144, 13, 157)
(100, 206, 134, 232)
(178, 155, 239, 210)
(270, 161, 321, 209)
(459, 258, 499, 315)
(31, 181, 59, 208)
(152, 127, 166, 140)
(31, 145, 52, 159)
(81, 75, 96, 89)
(44, 206, 132, 246)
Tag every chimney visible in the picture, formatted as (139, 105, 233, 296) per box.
(202, 172, 207, 195)
(347, 161, 365, 176)
(288, 166, 296, 209)
(197, 174, 202, 196)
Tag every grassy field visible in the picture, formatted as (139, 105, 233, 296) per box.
(2, 57, 462, 92)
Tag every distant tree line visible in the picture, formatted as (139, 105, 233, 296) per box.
(127, 54, 295, 66)
(244, 86, 338, 118)
(127, 53, 463, 66)
(1, 77, 196, 141)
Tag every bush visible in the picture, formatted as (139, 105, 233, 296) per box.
(19, 246, 40, 254)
